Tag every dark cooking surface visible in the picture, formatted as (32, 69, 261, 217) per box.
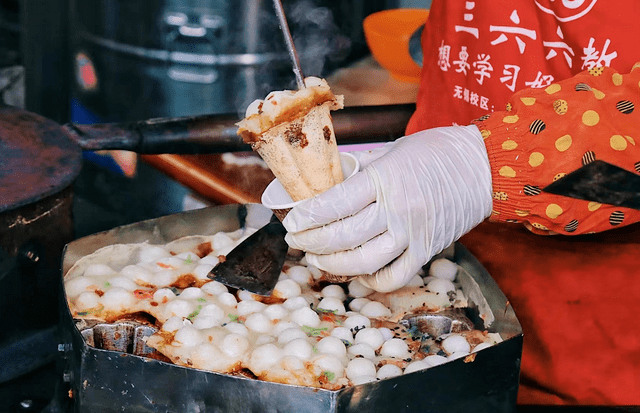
(0, 158, 193, 413)
(0, 106, 81, 213)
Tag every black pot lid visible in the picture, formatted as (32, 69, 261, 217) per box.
(0, 105, 82, 213)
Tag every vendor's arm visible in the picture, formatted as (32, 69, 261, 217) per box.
(476, 63, 640, 235)
(283, 63, 640, 292)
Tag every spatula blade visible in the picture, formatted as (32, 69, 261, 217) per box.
(207, 217, 288, 296)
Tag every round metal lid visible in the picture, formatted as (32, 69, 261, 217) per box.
(0, 106, 82, 213)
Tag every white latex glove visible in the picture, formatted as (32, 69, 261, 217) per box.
(282, 125, 493, 292)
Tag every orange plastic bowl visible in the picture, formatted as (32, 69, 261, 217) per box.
(363, 8, 429, 83)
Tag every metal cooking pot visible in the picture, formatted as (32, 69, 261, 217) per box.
(70, 0, 395, 121)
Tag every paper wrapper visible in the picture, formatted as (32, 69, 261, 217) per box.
(250, 101, 343, 203)
(258, 106, 352, 281)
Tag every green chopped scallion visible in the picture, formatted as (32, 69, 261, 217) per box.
(322, 371, 335, 382)
(301, 325, 328, 337)
(187, 305, 203, 321)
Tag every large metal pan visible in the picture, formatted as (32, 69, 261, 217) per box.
(57, 204, 523, 413)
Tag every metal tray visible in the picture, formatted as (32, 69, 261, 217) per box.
(58, 204, 523, 413)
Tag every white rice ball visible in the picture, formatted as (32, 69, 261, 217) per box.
(321, 285, 346, 301)
(237, 290, 257, 302)
(138, 245, 171, 263)
(120, 265, 153, 285)
(162, 316, 185, 332)
(376, 364, 403, 380)
(255, 334, 275, 346)
(65, 276, 98, 298)
(237, 299, 266, 316)
(201, 327, 226, 344)
(189, 343, 229, 371)
(283, 338, 314, 360)
(174, 324, 204, 347)
(196, 304, 224, 323)
(224, 321, 249, 336)
(179, 287, 205, 300)
(348, 279, 374, 298)
(306, 264, 323, 280)
(150, 269, 178, 288)
(199, 254, 220, 266)
(153, 288, 176, 304)
(473, 342, 492, 353)
(174, 251, 199, 262)
(313, 354, 345, 379)
(347, 343, 376, 359)
(359, 301, 392, 318)
(441, 334, 471, 354)
(283, 296, 310, 311)
(274, 279, 302, 298)
(380, 338, 410, 359)
(212, 232, 234, 251)
(354, 328, 385, 350)
(192, 263, 215, 280)
(155, 256, 184, 270)
(192, 315, 220, 330)
(150, 269, 178, 287)
(262, 304, 289, 321)
(84, 263, 116, 278)
(273, 321, 300, 336)
(429, 258, 458, 281)
(404, 360, 430, 374)
(163, 299, 196, 319)
(316, 336, 347, 358)
(201, 281, 228, 296)
(348, 298, 370, 312)
(277, 327, 308, 344)
(74, 291, 101, 311)
(100, 287, 135, 312)
(217, 292, 237, 307)
(280, 355, 305, 371)
(344, 314, 371, 333)
(249, 344, 283, 375)
(106, 275, 140, 291)
(378, 327, 393, 341)
(317, 297, 346, 315)
(221, 333, 250, 358)
(291, 306, 320, 328)
(244, 313, 272, 334)
(286, 266, 313, 285)
(330, 327, 353, 345)
(405, 274, 425, 287)
(426, 278, 456, 295)
(346, 358, 376, 381)
(424, 354, 448, 367)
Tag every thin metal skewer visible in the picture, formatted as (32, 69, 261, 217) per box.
(272, 0, 305, 89)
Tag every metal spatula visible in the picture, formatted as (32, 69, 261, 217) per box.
(207, 0, 303, 295)
(207, 214, 288, 296)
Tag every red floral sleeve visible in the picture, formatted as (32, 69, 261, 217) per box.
(474, 63, 640, 235)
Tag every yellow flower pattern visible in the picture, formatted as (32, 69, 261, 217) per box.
(473, 63, 640, 235)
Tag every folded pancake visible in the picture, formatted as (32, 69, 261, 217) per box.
(237, 77, 344, 202)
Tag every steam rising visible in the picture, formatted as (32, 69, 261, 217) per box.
(234, 0, 351, 116)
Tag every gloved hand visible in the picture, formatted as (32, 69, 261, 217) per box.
(282, 125, 493, 292)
